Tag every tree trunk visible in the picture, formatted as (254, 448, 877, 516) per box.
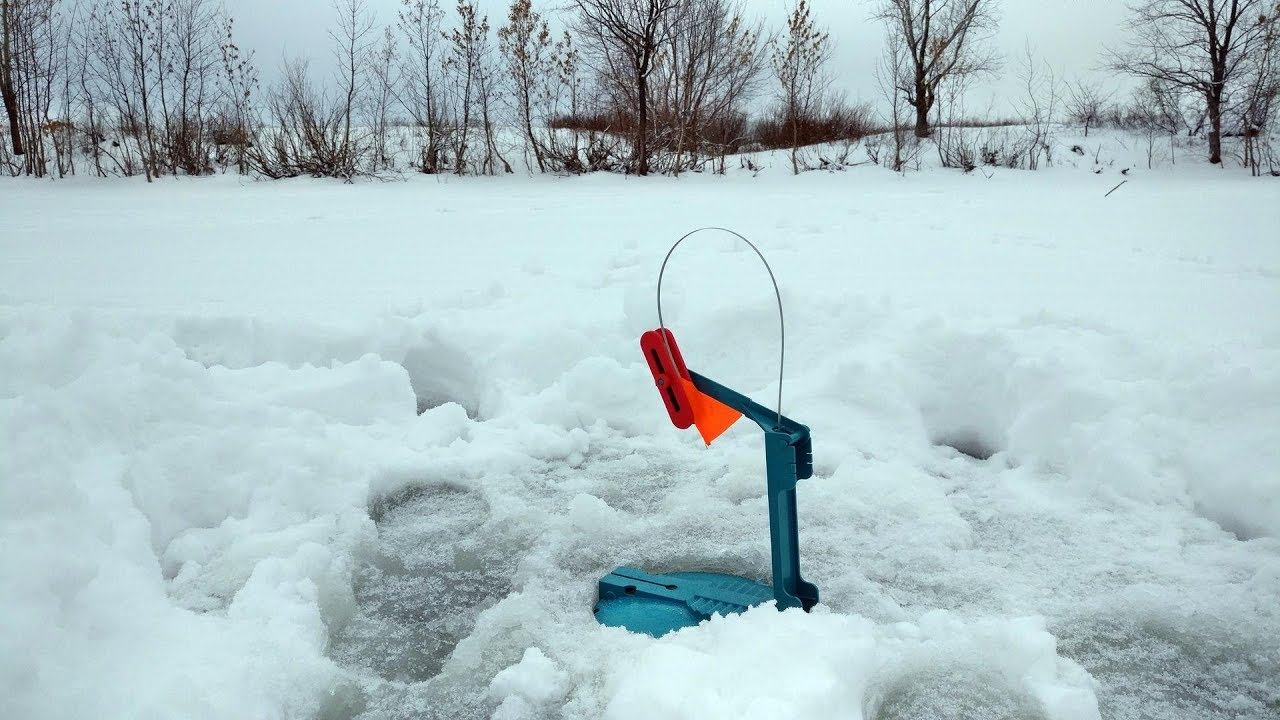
(636, 70, 648, 175)
(0, 0, 24, 156)
(790, 109, 799, 174)
(913, 75, 930, 138)
(0, 74, 20, 155)
(1206, 93, 1222, 165)
(134, 25, 155, 182)
(522, 82, 543, 173)
(914, 102, 930, 138)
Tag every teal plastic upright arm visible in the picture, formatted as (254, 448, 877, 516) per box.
(689, 371, 819, 611)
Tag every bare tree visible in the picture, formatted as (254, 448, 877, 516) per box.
(773, 0, 831, 174)
(1151, 76, 1188, 163)
(498, 0, 553, 172)
(161, 0, 221, 175)
(1, 0, 234, 179)
(398, 0, 447, 173)
(444, 0, 481, 173)
(571, 0, 678, 175)
(1239, 6, 1279, 174)
(250, 0, 373, 179)
(120, 0, 160, 180)
(251, 57, 367, 178)
(73, 5, 109, 177)
(331, 0, 374, 174)
(50, 0, 80, 176)
(1015, 44, 1059, 170)
(81, 0, 171, 180)
(1065, 78, 1115, 137)
(872, 0, 999, 138)
(216, 15, 258, 174)
(438, 0, 510, 175)
(1127, 81, 1164, 168)
(469, 5, 510, 174)
(368, 26, 398, 172)
(0, 0, 65, 175)
(83, 2, 144, 176)
(872, 24, 913, 171)
(1109, 0, 1276, 164)
(933, 63, 977, 170)
(652, 0, 767, 174)
(544, 29, 615, 172)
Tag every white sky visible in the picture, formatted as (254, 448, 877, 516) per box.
(225, 0, 1133, 113)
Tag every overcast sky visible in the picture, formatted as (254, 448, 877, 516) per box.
(224, 0, 1133, 112)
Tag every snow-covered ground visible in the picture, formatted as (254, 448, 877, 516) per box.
(2, 133, 1279, 720)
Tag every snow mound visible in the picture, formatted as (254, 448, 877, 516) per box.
(600, 609, 1096, 720)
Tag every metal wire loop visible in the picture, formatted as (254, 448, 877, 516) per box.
(656, 227, 785, 427)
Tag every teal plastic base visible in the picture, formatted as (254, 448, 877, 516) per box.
(594, 566, 775, 637)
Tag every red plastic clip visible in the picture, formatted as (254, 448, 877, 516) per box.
(640, 328, 694, 429)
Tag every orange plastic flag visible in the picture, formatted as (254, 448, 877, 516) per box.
(678, 377, 742, 445)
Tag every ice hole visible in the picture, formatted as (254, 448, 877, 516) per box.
(933, 431, 999, 461)
(867, 666, 1048, 720)
(330, 483, 512, 683)
(1055, 615, 1279, 720)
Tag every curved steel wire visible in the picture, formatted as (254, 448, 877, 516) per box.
(656, 227, 784, 427)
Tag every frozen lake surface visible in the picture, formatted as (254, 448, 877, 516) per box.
(3, 139, 1279, 719)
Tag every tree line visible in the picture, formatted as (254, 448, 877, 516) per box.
(1, 0, 1277, 180)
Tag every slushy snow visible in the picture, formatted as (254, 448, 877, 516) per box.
(2, 132, 1278, 720)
